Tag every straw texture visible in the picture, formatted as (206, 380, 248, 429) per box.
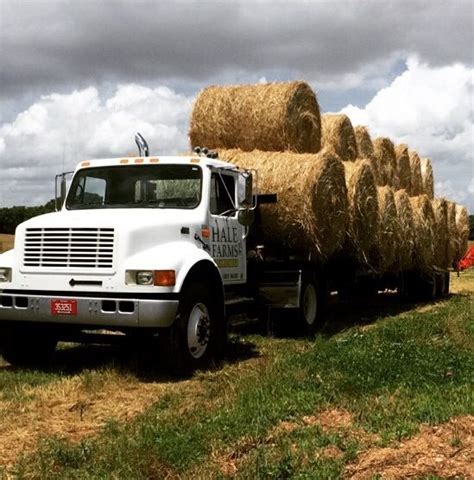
(321, 114, 357, 161)
(190, 81, 321, 153)
(394, 190, 415, 270)
(219, 148, 348, 259)
(410, 195, 435, 270)
(395, 144, 411, 192)
(420, 158, 434, 199)
(343, 160, 379, 265)
(409, 151, 423, 196)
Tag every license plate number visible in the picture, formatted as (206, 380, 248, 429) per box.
(51, 299, 77, 316)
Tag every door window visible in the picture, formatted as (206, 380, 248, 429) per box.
(210, 173, 236, 216)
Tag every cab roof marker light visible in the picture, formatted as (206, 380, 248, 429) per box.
(190, 158, 200, 164)
(149, 157, 160, 163)
(134, 158, 144, 164)
(120, 159, 129, 164)
(81, 161, 90, 167)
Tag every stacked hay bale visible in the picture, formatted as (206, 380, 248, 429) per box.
(373, 137, 399, 189)
(432, 198, 449, 269)
(420, 158, 434, 199)
(455, 205, 469, 265)
(189, 80, 469, 275)
(190, 81, 321, 153)
(321, 114, 357, 161)
(446, 201, 459, 267)
(371, 186, 399, 271)
(343, 160, 379, 265)
(353, 126, 382, 185)
(409, 151, 423, 196)
(410, 195, 436, 270)
(394, 190, 416, 270)
(394, 144, 411, 192)
(219, 149, 348, 260)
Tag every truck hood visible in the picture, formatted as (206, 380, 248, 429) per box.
(16, 208, 205, 264)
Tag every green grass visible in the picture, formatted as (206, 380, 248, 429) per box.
(4, 293, 472, 479)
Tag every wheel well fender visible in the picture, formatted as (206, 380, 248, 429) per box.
(181, 260, 225, 315)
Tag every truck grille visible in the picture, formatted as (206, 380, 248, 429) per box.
(23, 228, 115, 269)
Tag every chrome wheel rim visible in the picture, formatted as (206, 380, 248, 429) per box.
(187, 302, 210, 359)
(303, 284, 317, 325)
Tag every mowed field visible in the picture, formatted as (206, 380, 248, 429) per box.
(0, 234, 14, 253)
(0, 236, 473, 478)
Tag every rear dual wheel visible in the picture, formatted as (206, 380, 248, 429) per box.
(297, 275, 325, 335)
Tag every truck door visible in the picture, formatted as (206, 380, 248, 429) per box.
(208, 170, 246, 285)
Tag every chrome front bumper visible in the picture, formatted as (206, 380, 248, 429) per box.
(0, 291, 178, 328)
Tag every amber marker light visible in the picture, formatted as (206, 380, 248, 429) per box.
(149, 157, 160, 163)
(154, 270, 176, 286)
(119, 159, 129, 164)
(134, 158, 144, 164)
(81, 161, 90, 167)
(190, 158, 200, 163)
(201, 227, 210, 238)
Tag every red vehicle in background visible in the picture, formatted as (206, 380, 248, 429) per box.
(458, 246, 474, 271)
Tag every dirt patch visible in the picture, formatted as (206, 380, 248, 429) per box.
(345, 415, 474, 479)
(317, 444, 344, 460)
(302, 408, 354, 431)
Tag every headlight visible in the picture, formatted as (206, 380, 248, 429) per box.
(126, 270, 176, 286)
(136, 271, 154, 285)
(0, 268, 12, 283)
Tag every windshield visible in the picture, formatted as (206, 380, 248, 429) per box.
(66, 164, 202, 210)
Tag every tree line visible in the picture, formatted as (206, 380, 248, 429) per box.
(0, 200, 55, 234)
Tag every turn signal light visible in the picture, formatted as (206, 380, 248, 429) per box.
(154, 270, 176, 286)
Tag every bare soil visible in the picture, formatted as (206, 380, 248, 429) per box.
(345, 415, 474, 479)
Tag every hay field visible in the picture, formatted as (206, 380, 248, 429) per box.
(0, 234, 14, 253)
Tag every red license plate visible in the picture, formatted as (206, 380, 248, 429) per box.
(51, 299, 77, 316)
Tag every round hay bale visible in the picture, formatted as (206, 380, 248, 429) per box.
(373, 137, 399, 188)
(219, 148, 348, 259)
(190, 81, 321, 153)
(446, 201, 459, 267)
(394, 190, 416, 270)
(321, 113, 357, 161)
(371, 186, 398, 271)
(420, 158, 434, 199)
(410, 195, 435, 270)
(354, 125, 382, 185)
(432, 197, 449, 269)
(343, 160, 379, 265)
(455, 204, 469, 264)
(394, 144, 411, 192)
(409, 151, 423, 196)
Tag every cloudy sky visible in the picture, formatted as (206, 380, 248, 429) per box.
(0, 0, 472, 211)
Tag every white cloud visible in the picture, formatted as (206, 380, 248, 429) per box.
(342, 58, 474, 212)
(0, 85, 193, 206)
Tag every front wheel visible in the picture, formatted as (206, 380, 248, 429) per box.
(0, 325, 57, 367)
(160, 283, 224, 374)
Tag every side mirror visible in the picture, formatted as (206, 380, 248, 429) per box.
(55, 171, 74, 211)
(237, 208, 255, 227)
(237, 170, 253, 207)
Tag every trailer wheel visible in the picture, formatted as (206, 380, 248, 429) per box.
(160, 283, 222, 374)
(297, 276, 321, 335)
(0, 325, 57, 367)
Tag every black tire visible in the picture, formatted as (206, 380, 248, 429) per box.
(160, 282, 224, 375)
(0, 324, 57, 367)
(296, 274, 323, 336)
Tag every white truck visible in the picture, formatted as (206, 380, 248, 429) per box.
(0, 141, 319, 371)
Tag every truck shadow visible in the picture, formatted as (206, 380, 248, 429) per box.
(0, 335, 261, 382)
(320, 292, 452, 337)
